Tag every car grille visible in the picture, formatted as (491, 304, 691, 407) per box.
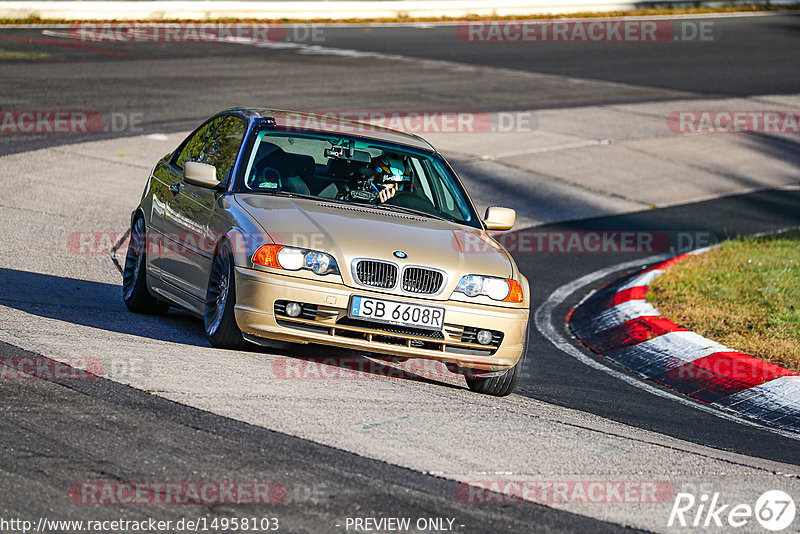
(402, 267, 444, 294)
(337, 317, 445, 340)
(273, 300, 502, 356)
(354, 260, 397, 289)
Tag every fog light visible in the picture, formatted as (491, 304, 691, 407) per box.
(476, 329, 493, 345)
(285, 302, 302, 317)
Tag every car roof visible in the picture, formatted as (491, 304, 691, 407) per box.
(226, 108, 436, 151)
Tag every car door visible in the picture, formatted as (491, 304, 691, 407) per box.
(159, 115, 246, 300)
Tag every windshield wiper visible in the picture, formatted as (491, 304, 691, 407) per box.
(271, 191, 367, 207)
(267, 190, 459, 223)
(368, 202, 457, 223)
(270, 191, 320, 201)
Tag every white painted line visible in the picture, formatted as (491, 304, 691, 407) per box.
(533, 253, 800, 441)
(479, 140, 606, 161)
(617, 269, 663, 291)
(605, 330, 730, 378)
(40, 29, 70, 38)
(715, 376, 800, 428)
(586, 299, 660, 334)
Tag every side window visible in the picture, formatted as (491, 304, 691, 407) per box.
(200, 116, 247, 182)
(173, 116, 225, 170)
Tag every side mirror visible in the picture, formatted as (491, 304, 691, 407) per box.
(483, 207, 516, 231)
(184, 161, 220, 189)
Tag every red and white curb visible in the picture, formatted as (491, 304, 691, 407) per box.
(567, 252, 800, 432)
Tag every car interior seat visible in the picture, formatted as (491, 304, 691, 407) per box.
(250, 143, 315, 195)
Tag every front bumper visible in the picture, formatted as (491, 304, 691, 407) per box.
(233, 267, 529, 372)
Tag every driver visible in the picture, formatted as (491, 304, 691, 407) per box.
(370, 152, 412, 203)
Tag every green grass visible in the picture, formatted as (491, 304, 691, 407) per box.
(648, 230, 800, 372)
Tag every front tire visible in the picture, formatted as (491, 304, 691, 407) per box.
(204, 242, 246, 350)
(122, 216, 169, 314)
(465, 324, 529, 397)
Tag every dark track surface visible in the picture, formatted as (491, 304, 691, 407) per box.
(315, 14, 800, 96)
(1, 14, 799, 156)
(0, 340, 629, 532)
(515, 188, 800, 466)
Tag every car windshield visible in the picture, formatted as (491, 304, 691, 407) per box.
(240, 130, 480, 227)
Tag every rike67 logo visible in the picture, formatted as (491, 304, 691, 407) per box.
(668, 490, 796, 531)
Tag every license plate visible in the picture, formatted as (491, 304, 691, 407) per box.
(349, 296, 445, 330)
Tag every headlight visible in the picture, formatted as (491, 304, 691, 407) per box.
(304, 251, 331, 275)
(277, 247, 304, 270)
(454, 274, 524, 303)
(253, 245, 339, 275)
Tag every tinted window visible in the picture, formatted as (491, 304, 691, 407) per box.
(174, 116, 225, 170)
(200, 116, 247, 181)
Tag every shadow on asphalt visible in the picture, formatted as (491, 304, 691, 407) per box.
(0, 267, 470, 392)
(0, 267, 207, 346)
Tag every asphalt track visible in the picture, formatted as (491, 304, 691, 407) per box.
(302, 15, 800, 95)
(1, 13, 798, 156)
(1, 338, 624, 533)
(1, 14, 800, 533)
(519, 189, 800, 465)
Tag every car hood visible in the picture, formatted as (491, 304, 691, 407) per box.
(234, 194, 514, 295)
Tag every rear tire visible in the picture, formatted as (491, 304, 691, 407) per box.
(122, 216, 169, 314)
(204, 241, 246, 350)
(465, 324, 529, 397)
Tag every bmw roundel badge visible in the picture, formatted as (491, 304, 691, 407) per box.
(393, 250, 408, 259)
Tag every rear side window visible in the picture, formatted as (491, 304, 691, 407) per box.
(174, 116, 225, 170)
(200, 116, 247, 181)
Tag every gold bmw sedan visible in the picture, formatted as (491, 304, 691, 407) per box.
(123, 108, 530, 396)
